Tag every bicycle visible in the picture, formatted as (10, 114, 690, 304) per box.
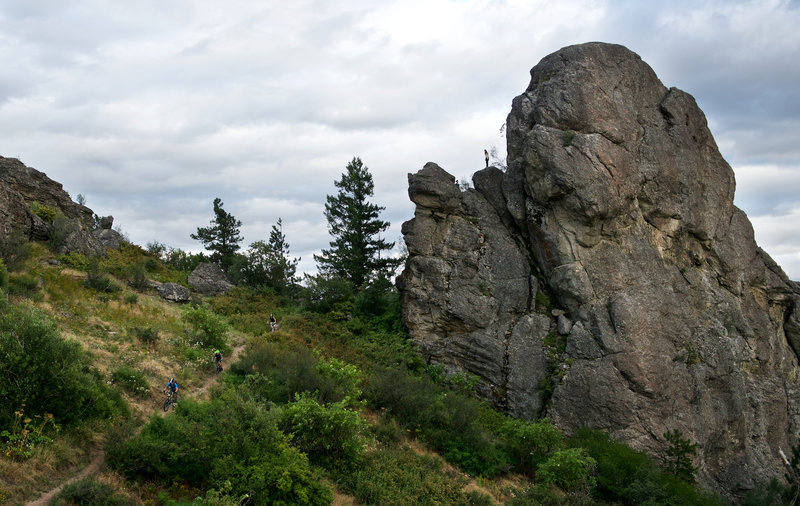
(163, 390, 177, 412)
(214, 359, 223, 374)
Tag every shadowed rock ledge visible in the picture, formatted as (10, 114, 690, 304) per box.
(397, 42, 800, 498)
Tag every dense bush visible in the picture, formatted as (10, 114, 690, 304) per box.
(181, 304, 229, 350)
(56, 252, 91, 271)
(0, 304, 125, 427)
(537, 447, 597, 492)
(277, 393, 366, 470)
(83, 260, 121, 293)
(52, 477, 137, 506)
(0, 231, 33, 271)
(234, 341, 360, 405)
(572, 428, 725, 505)
(107, 393, 332, 505)
(336, 447, 492, 506)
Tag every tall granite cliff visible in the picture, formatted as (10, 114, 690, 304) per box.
(397, 42, 800, 496)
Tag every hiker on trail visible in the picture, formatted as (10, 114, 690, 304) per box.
(213, 349, 223, 372)
(269, 313, 278, 332)
(164, 377, 179, 402)
(484, 149, 489, 168)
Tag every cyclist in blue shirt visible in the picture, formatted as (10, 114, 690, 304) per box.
(164, 377, 179, 402)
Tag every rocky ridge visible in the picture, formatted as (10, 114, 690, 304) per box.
(397, 42, 800, 497)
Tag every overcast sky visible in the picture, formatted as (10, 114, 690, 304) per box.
(1, 0, 798, 280)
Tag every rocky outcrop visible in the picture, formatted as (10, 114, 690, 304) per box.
(398, 42, 800, 497)
(93, 216, 124, 250)
(188, 262, 234, 295)
(157, 282, 191, 303)
(0, 156, 105, 256)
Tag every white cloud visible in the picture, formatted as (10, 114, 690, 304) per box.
(0, 0, 799, 280)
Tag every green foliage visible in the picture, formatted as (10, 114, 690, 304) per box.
(664, 429, 698, 483)
(52, 477, 137, 506)
(83, 259, 121, 293)
(191, 198, 243, 272)
(0, 258, 8, 294)
(30, 201, 60, 223)
(278, 392, 366, 470)
(0, 304, 125, 427)
(1, 405, 57, 460)
(537, 447, 597, 492)
(234, 218, 300, 294)
(562, 129, 576, 147)
(299, 274, 354, 316)
(336, 447, 489, 506)
(57, 252, 91, 270)
(132, 326, 160, 348)
(314, 157, 402, 289)
(111, 365, 150, 397)
(106, 393, 333, 505)
(365, 367, 510, 476)
(129, 262, 150, 291)
(7, 272, 40, 298)
(147, 241, 207, 273)
(571, 428, 725, 505)
(0, 231, 33, 271)
(742, 478, 788, 506)
(500, 418, 564, 473)
(233, 341, 359, 406)
(181, 304, 229, 349)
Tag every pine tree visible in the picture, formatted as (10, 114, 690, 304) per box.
(314, 157, 402, 288)
(191, 197, 242, 272)
(244, 218, 300, 293)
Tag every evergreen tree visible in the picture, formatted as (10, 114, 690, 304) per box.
(242, 218, 300, 293)
(314, 157, 402, 289)
(191, 197, 242, 272)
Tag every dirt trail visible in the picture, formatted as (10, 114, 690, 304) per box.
(25, 340, 248, 505)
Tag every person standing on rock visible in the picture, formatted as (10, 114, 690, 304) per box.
(484, 149, 489, 168)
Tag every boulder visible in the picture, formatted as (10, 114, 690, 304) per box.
(188, 262, 234, 295)
(157, 283, 190, 303)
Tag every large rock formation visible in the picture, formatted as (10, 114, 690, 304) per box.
(0, 156, 104, 256)
(398, 42, 800, 497)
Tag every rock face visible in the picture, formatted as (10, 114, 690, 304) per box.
(157, 282, 191, 303)
(398, 42, 800, 497)
(0, 156, 105, 256)
(188, 262, 234, 295)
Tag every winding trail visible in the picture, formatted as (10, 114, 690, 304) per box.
(25, 341, 248, 506)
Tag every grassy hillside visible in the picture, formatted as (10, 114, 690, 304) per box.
(0, 241, 737, 505)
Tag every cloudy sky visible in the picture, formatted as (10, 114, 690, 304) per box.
(1, 0, 799, 280)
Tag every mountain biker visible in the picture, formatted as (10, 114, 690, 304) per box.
(213, 349, 223, 372)
(269, 313, 277, 332)
(164, 377, 179, 402)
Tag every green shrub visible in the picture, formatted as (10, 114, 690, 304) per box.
(664, 429, 698, 483)
(0, 259, 7, 294)
(0, 231, 33, 271)
(562, 129, 576, 147)
(52, 477, 136, 506)
(500, 418, 564, 473)
(570, 428, 725, 505)
(7, 273, 40, 297)
(337, 447, 486, 506)
(233, 341, 347, 405)
(181, 304, 229, 350)
(129, 262, 150, 291)
(107, 393, 332, 505)
(132, 326, 159, 348)
(278, 393, 366, 470)
(537, 447, 597, 492)
(84, 260, 121, 293)
(111, 366, 150, 397)
(57, 252, 90, 270)
(0, 304, 125, 427)
(30, 201, 60, 223)
(123, 293, 138, 305)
